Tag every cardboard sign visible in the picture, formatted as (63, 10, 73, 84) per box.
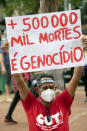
(5, 10, 84, 74)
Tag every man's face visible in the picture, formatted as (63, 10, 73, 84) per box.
(39, 83, 55, 95)
(38, 77, 55, 96)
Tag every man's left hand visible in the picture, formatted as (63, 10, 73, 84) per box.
(82, 35, 87, 50)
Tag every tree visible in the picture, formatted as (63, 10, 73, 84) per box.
(40, 0, 58, 13)
(0, 0, 40, 16)
(40, 0, 65, 90)
(80, 0, 87, 24)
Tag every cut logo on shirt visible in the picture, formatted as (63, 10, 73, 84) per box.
(36, 111, 63, 130)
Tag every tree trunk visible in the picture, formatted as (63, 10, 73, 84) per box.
(40, 0, 58, 13)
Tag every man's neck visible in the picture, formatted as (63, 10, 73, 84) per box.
(41, 99, 52, 108)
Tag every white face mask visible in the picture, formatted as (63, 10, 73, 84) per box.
(41, 89, 56, 102)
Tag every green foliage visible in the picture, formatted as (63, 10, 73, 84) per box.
(0, 0, 87, 24)
(58, 0, 87, 25)
(0, 0, 40, 16)
(69, 0, 83, 9)
(81, 1, 87, 24)
(0, 0, 5, 5)
(58, 0, 64, 11)
(58, 0, 84, 10)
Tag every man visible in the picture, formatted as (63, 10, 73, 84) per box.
(14, 66, 82, 131)
(4, 72, 32, 124)
(1, 35, 87, 131)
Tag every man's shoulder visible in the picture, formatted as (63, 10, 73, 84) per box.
(55, 88, 72, 101)
(22, 91, 37, 104)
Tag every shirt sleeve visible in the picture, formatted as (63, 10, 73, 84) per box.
(57, 88, 74, 111)
(21, 91, 36, 113)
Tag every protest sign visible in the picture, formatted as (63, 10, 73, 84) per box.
(5, 9, 84, 74)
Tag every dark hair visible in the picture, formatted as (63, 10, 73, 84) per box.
(36, 73, 55, 87)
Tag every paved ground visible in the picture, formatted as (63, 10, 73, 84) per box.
(0, 86, 87, 131)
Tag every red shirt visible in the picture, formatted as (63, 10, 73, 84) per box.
(21, 88, 73, 131)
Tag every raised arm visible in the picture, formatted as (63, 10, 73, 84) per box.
(66, 35, 87, 98)
(66, 66, 83, 97)
(13, 74, 29, 101)
(0, 41, 29, 101)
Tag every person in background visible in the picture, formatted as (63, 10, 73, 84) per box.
(0, 31, 3, 94)
(0, 30, 12, 102)
(0, 31, 1, 45)
(82, 64, 87, 102)
(82, 35, 87, 103)
(4, 72, 32, 124)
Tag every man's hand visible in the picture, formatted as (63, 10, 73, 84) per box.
(67, 35, 87, 98)
(82, 35, 87, 50)
(0, 41, 9, 54)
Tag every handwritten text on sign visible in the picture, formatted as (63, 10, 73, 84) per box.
(5, 10, 84, 74)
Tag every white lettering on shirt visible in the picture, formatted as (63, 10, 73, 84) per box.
(36, 111, 63, 130)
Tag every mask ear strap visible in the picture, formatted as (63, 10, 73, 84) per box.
(55, 87, 61, 96)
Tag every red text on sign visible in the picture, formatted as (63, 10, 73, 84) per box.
(11, 33, 35, 47)
(39, 26, 81, 43)
(11, 45, 83, 71)
(22, 12, 78, 32)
